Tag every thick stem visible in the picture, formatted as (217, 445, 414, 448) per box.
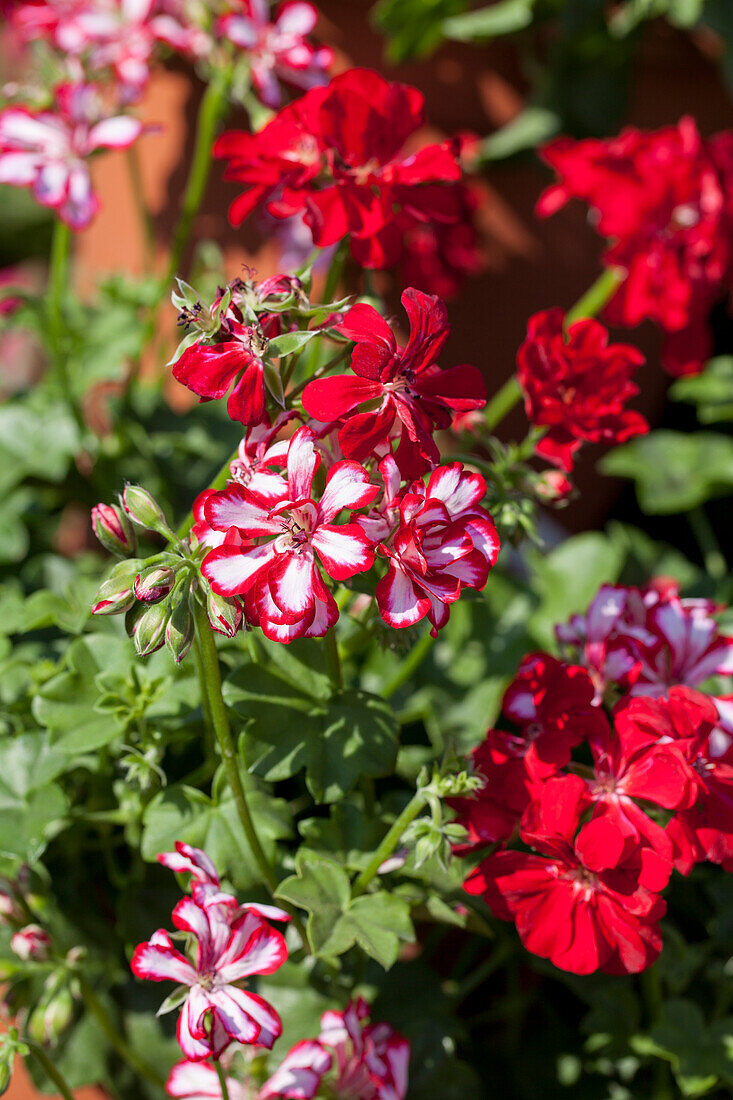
(382, 630, 435, 700)
(564, 266, 624, 328)
(215, 1061, 231, 1100)
(77, 975, 166, 1088)
(351, 790, 426, 897)
(484, 266, 625, 434)
(688, 506, 727, 581)
(27, 1040, 76, 1100)
(192, 601, 311, 950)
(323, 628, 343, 691)
(164, 67, 232, 293)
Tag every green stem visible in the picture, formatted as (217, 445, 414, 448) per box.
(484, 375, 522, 433)
(323, 627, 343, 691)
(77, 975, 166, 1088)
(352, 790, 426, 897)
(564, 266, 624, 328)
(192, 601, 311, 950)
(688, 506, 727, 581)
(27, 1040, 76, 1100)
(215, 1061, 231, 1100)
(163, 67, 232, 293)
(47, 217, 70, 356)
(127, 144, 156, 276)
(322, 239, 349, 304)
(176, 447, 239, 540)
(484, 266, 625, 434)
(382, 630, 435, 699)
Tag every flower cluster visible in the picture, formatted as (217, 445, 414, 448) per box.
(132, 843, 290, 1061)
(215, 67, 482, 291)
(0, 82, 142, 228)
(538, 117, 733, 375)
(456, 588, 733, 975)
(133, 845, 409, 1099)
(177, 279, 499, 643)
(516, 308, 648, 471)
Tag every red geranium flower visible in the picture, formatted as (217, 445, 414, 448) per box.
(516, 308, 648, 471)
(537, 118, 733, 375)
(303, 288, 485, 477)
(465, 775, 670, 975)
(215, 68, 470, 273)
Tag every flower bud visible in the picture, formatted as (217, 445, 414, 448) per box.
(91, 503, 136, 557)
(133, 565, 176, 603)
(534, 469, 573, 503)
(122, 485, 175, 540)
(165, 594, 194, 663)
(0, 889, 22, 926)
(0, 1062, 10, 1096)
(91, 558, 143, 616)
(11, 925, 52, 962)
(206, 587, 243, 638)
(28, 983, 74, 1045)
(128, 602, 169, 657)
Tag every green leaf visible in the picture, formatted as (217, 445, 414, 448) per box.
(267, 330, 317, 358)
(0, 731, 69, 794)
(299, 802, 386, 871)
(141, 779, 292, 892)
(226, 667, 399, 802)
(32, 636, 129, 753)
(277, 854, 413, 968)
(670, 357, 733, 424)
(0, 759, 68, 866)
(478, 106, 560, 161)
(443, 0, 534, 41)
(0, 396, 80, 496)
(601, 431, 733, 513)
(631, 999, 733, 1096)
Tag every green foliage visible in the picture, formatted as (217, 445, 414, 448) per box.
(601, 430, 733, 513)
(671, 357, 733, 424)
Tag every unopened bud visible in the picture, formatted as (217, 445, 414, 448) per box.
(11, 925, 51, 962)
(165, 594, 194, 663)
(206, 587, 243, 638)
(0, 891, 22, 926)
(0, 1063, 10, 1095)
(122, 485, 175, 540)
(28, 983, 73, 1045)
(91, 503, 136, 557)
(534, 469, 573, 503)
(128, 601, 169, 657)
(91, 558, 143, 616)
(133, 565, 176, 603)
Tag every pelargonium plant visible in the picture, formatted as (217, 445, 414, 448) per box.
(0, 3, 732, 1099)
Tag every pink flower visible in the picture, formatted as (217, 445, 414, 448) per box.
(201, 426, 378, 643)
(375, 463, 499, 636)
(516, 308, 648, 471)
(261, 999, 409, 1100)
(0, 83, 142, 228)
(132, 895, 287, 1060)
(302, 288, 485, 477)
(218, 0, 332, 108)
(537, 118, 733, 376)
(465, 775, 670, 975)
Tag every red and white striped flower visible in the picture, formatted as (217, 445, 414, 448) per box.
(376, 463, 499, 636)
(201, 425, 378, 643)
(131, 894, 287, 1061)
(0, 83, 142, 228)
(167, 1059, 251, 1100)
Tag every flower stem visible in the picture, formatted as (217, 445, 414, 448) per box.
(351, 790, 426, 897)
(164, 67, 232, 293)
(382, 629, 435, 700)
(564, 266, 624, 328)
(215, 1061, 231, 1100)
(191, 600, 311, 950)
(323, 627, 343, 691)
(688, 505, 727, 581)
(322, 239, 349, 304)
(77, 975, 166, 1088)
(127, 144, 156, 275)
(27, 1039, 76, 1100)
(484, 266, 625, 434)
(47, 217, 70, 356)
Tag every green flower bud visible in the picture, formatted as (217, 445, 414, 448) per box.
(128, 601, 169, 657)
(165, 593, 195, 663)
(122, 485, 175, 540)
(91, 503, 136, 557)
(91, 558, 143, 616)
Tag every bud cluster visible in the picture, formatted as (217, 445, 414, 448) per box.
(91, 485, 244, 661)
